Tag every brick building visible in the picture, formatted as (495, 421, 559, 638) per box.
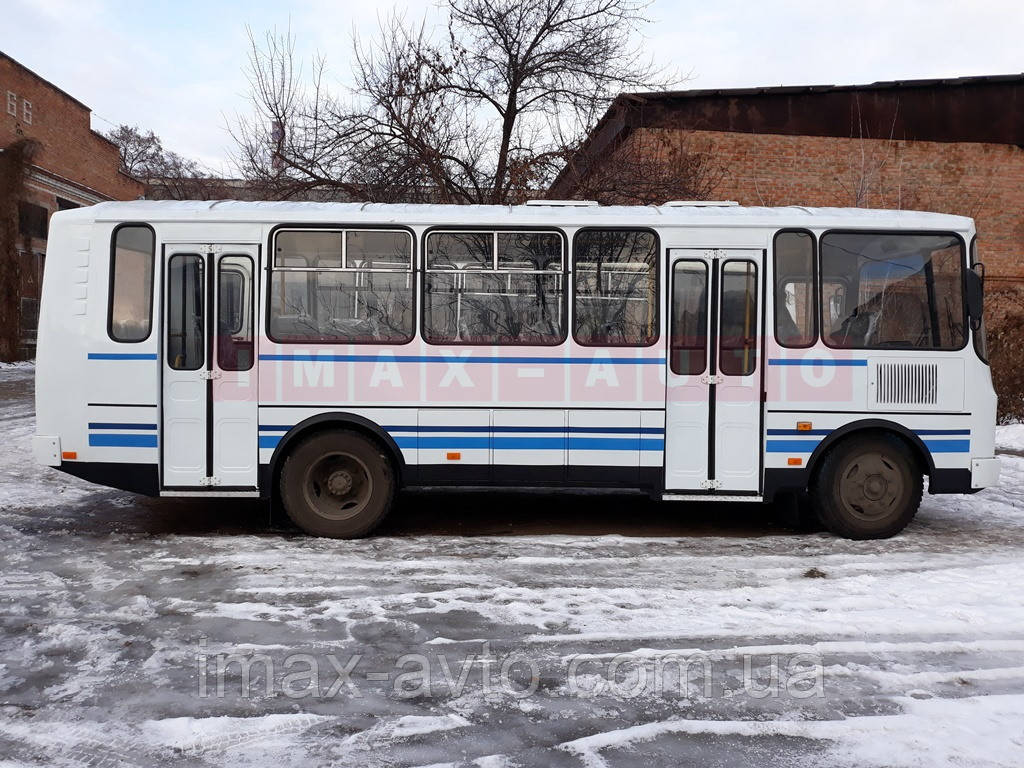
(551, 75, 1024, 285)
(1, 51, 143, 353)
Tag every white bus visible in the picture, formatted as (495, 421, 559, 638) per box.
(33, 200, 998, 539)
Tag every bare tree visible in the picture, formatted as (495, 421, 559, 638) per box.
(104, 125, 220, 200)
(565, 129, 724, 205)
(231, 0, 672, 203)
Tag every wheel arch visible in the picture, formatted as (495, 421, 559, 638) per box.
(266, 412, 407, 496)
(805, 418, 935, 481)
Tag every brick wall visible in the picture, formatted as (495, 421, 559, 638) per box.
(1, 55, 142, 201)
(619, 127, 1024, 281)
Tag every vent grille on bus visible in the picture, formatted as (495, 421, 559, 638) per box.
(875, 362, 939, 405)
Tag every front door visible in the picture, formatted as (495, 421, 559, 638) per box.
(664, 249, 762, 493)
(161, 244, 258, 489)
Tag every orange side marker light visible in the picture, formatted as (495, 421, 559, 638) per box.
(796, 422, 813, 431)
(446, 452, 461, 461)
(787, 457, 803, 466)
(62, 451, 77, 460)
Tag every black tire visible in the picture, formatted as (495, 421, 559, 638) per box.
(810, 432, 922, 540)
(279, 430, 395, 538)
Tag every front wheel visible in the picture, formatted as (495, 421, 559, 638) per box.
(810, 433, 922, 540)
(279, 430, 395, 538)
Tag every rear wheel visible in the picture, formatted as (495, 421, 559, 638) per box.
(811, 433, 922, 539)
(280, 430, 395, 538)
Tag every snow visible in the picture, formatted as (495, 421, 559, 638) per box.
(995, 423, 1024, 453)
(2, 366, 1024, 766)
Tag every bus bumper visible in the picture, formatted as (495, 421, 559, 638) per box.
(33, 435, 61, 467)
(971, 457, 1000, 489)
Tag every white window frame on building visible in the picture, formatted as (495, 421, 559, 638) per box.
(22, 99, 32, 124)
(6, 91, 15, 115)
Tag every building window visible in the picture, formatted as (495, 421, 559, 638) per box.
(22, 99, 32, 124)
(773, 231, 816, 347)
(108, 225, 155, 343)
(269, 229, 414, 343)
(573, 229, 658, 346)
(56, 197, 80, 211)
(423, 230, 565, 345)
(820, 232, 965, 350)
(6, 91, 15, 116)
(17, 202, 48, 240)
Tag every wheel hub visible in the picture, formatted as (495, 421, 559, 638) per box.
(327, 469, 354, 496)
(863, 474, 888, 501)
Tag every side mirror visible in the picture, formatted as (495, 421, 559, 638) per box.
(966, 264, 984, 329)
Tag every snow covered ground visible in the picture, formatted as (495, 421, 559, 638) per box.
(2, 365, 1023, 767)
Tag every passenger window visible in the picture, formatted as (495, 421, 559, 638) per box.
(269, 229, 414, 343)
(719, 260, 758, 376)
(573, 229, 658, 346)
(821, 233, 965, 350)
(218, 255, 254, 371)
(423, 230, 565, 345)
(167, 254, 205, 371)
(773, 231, 815, 347)
(109, 225, 155, 342)
(670, 260, 708, 375)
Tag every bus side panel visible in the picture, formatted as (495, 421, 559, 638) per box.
(35, 214, 161, 493)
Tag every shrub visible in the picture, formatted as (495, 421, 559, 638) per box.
(986, 289, 1024, 424)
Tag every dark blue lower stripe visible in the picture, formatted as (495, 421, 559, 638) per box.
(88, 353, 158, 360)
(89, 434, 159, 448)
(768, 359, 867, 367)
(258, 434, 664, 452)
(88, 422, 158, 431)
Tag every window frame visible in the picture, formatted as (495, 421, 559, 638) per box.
(107, 222, 156, 344)
(818, 228, 969, 353)
(969, 235, 988, 364)
(772, 228, 818, 349)
(22, 99, 32, 125)
(266, 223, 417, 345)
(166, 252, 206, 372)
(6, 91, 16, 116)
(668, 258, 709, 376)
(718, 258, 759, 377)
(571, 226, 661, 348)
(420, 225, 568, 347)
(217, 254, 255, 372)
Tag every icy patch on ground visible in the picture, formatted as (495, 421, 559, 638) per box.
(3, 370, 1024, 765)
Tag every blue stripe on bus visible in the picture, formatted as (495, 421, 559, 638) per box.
(766, 440, 822, 453)
(88, 422, 158, 431)
(767, 437, 971, 454)
(767, 428, 972, 437)
(258, 425, 664, 435)
(88, 353, 158, 360)
(257, 434, 664, 452)
(766, 429, 833, 436)
(258, 354, 665, 365)
(88, 433, 159, 448)
(767, 359, 867, 367)
(923, 439, 971, 453)
(380, 425, 665, 434)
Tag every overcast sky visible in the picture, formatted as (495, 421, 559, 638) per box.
(5, 0, 1022, 173)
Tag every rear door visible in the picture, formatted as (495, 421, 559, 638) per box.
(664, 249, 763, 493)
(161, 244, 259, 490)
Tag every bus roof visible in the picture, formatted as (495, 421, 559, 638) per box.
(69, 200, 975, 232)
